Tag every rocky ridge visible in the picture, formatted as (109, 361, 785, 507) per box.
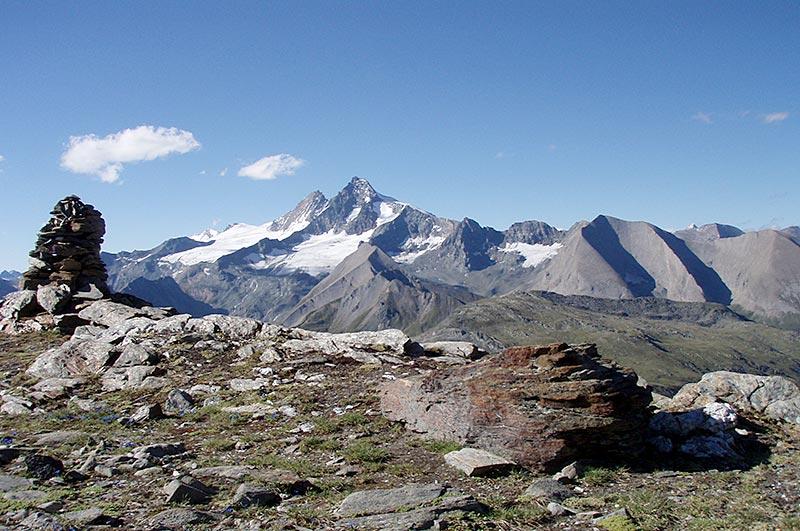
(2, 288, 800, 529)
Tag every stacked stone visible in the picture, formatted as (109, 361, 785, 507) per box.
(21, 196, 109, 295)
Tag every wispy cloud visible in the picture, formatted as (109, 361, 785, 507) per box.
(219, 167, 228, 177)
(691, 112, 713, 124)
(547, 143, 557, 152)
(60, 125, 201, 183)
(238, 153, 305, 180)
(0, 155, 5, 163)
(495, 151, 513, 159)
(763, 112, 789, 124)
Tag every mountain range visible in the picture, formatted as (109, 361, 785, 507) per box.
(102, 177, 800, 334)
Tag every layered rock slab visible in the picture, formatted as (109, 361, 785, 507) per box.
(381, 343, 651, 472)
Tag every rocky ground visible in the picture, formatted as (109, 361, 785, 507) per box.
(1, 323, 800, 531)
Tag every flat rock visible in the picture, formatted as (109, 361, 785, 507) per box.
(229, 378, 270, 392)
(77, 300, 146, 327)
(336, 491, 481, 531)
(35, 430, 91, 446)
(32, 377, 85, 398)
(444, 448, 515, 477)
(62, 507, 106, 526)
(524, 478, 573, 501)
(192, 314, 262, 339)
(382, 343, 651, 472)
(0, 475, 33, 492)
(282, 328, 417, 360)
(335, 483, 445, 517)
(193, 466, 263, 480)
(146, 508, 216, 529)
(421, 341, 487, 360)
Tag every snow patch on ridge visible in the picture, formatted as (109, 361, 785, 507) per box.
(249, 230, 372, 276)
(394, 234, 448, 263)
(500, 242, 563, 268)
(164, 223, 298, 266)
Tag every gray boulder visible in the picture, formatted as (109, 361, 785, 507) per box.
(668, 371, 800, 423)
(164, 389, 194, 415)
(78, 300, 146, 327)
(114, 342, 159, 367)
(36, 284, 71, 314)
(0, 290, 39, 320)
(281, 328, 418, 362)
(27, 339, 117, 379)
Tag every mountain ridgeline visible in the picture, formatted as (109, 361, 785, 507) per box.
(103, 177, 800, 335)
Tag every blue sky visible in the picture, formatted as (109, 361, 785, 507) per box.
(1, 1, 797, 271)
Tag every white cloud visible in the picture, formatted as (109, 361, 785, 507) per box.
(238, 153, 305, 180)
(219, 167, 228, 177)
(763, 112, 789, 124)
(0, 155, 5, 162)
(691, 112, 713, 124)
(60, 125, 201, 183)
(495, 151, 513, 159)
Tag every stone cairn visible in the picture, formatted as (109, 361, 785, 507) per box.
(21, 195, 109, 295)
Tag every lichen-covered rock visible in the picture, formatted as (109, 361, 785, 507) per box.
(27, 339, 117, 379)
(281, 328, 419, 362)
(381, 343, 652, 472)
(667, 371, 800, 423)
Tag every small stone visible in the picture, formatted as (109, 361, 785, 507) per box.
(234, 483, 281, 507)
(524, 478, 573, 502)
(38, 500, 64, 513)
(0, 448, 20, 465)
(63, 507, 106, 526)
(164, 389, 194, 415)
(147, 508, 216, 528)
(134, 466, 164, 477)
(25, 454, 63, 480)
(130, 403, 164, 423)
(552, 461, 584, 483)
(547, 502, 575, 516)
(36, 284, 72, 314)
(593, 507, 632, 524)
(164, 476, 212, 504)
(443, 448, 515, 477)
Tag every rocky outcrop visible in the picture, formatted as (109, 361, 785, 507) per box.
(381, 342, 652, 472)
